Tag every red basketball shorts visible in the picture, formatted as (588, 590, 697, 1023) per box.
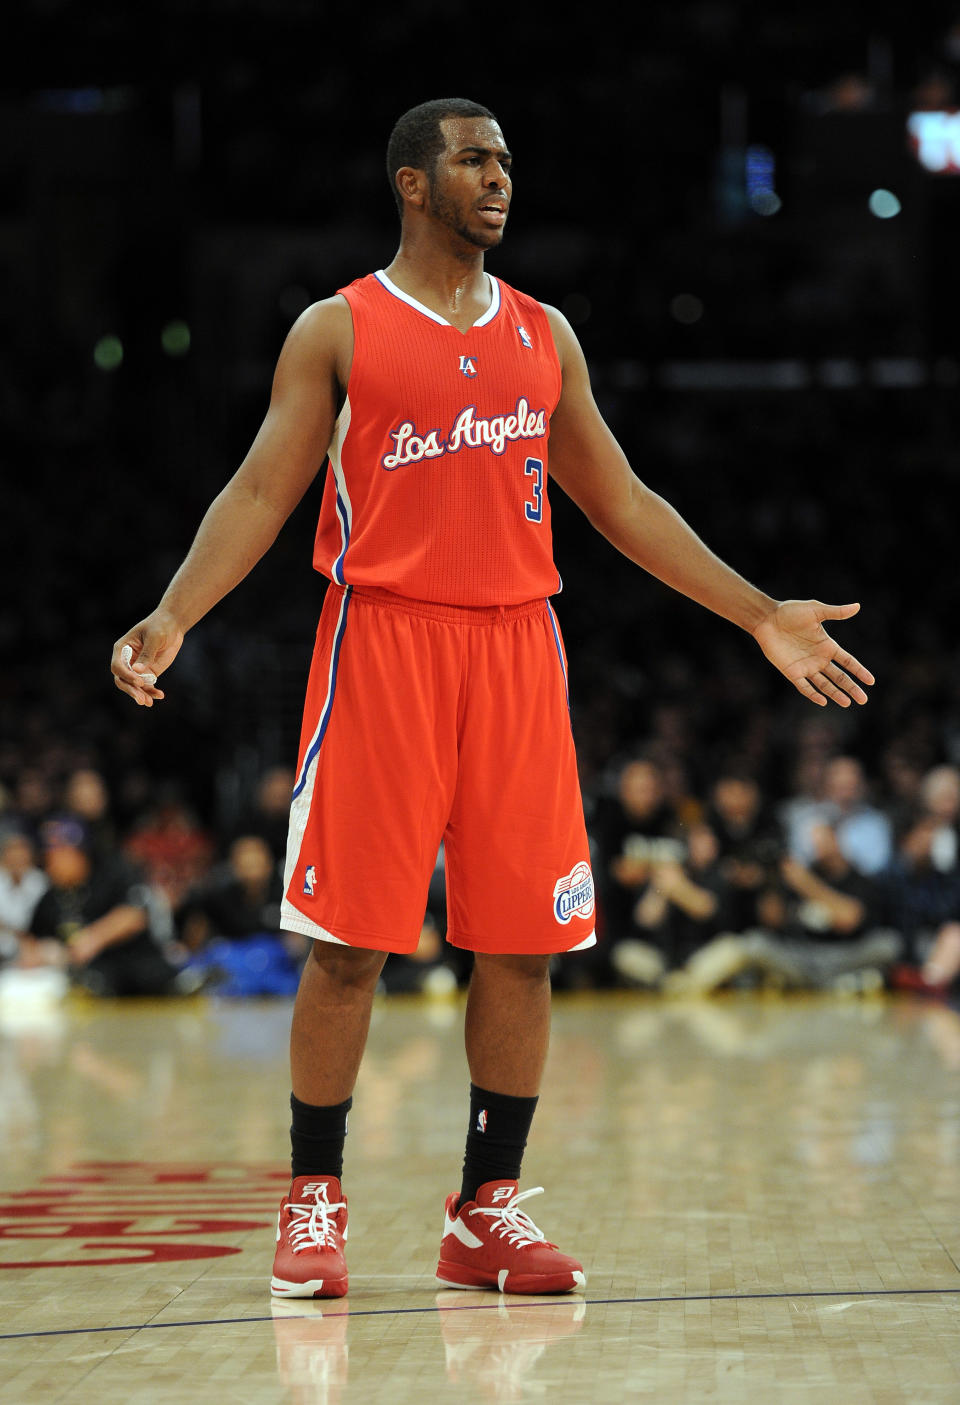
(280, 584, 596, 956)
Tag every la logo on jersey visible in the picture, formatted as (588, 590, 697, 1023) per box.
(552, 861, 595, 924)
(459, 354, 478, 378)
(303, 864, 317, 897)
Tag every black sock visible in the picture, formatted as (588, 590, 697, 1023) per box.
(289, 1093, 352, 1181)
(459, 1083, 539, 1207)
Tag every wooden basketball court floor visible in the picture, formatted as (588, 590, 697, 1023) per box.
(2, 986, 960, 1403)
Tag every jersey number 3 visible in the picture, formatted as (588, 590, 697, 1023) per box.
(524, 457, 543, 523)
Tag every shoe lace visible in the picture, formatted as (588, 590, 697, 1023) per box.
(286, 1187, 346, 1253)
(468, 1186, 550, 1249)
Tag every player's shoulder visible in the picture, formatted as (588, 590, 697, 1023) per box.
(280, 294, 353, 368)
(536, 300, 570, 334)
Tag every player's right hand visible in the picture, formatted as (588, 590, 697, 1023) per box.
(111, 613, 184, 708)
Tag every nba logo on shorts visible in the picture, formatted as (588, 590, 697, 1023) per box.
(552, 862, 595, 924)
(303, 864, 317, 897)
(458, 355, 478, 378)
(477, 1108, 488, 1133)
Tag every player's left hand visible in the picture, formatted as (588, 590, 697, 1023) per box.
(752, 600, 874, 708)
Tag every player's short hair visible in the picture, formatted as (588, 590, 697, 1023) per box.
(386, 97, 497, 217)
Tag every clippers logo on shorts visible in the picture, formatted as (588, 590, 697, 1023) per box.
(476, 1109, 488, 1133)
(552, 862, 595, 925)
(303, 864, 317, 898)
(459, 355, 478, 378)
(381, 397, 548, 469)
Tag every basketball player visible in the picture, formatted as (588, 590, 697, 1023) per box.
(111, 98, 874, 1298)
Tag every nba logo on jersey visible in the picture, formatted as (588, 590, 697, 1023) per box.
(477, 1108, 488, 1133)
(552, 862, 595, 924)
(458, 354, 478, 378)
(517, 325, 533, 349)
(303, 864, 317, 897)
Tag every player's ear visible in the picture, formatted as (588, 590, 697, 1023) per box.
(395, 166, 427, 210)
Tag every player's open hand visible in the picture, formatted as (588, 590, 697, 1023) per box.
(752, 600, 874, 708)
(111, 612, 184, 708)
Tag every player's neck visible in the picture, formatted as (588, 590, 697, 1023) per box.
(385, 235, 491, 330)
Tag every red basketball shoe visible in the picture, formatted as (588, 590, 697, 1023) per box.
(271, 1175, 349, 1298)
(436, 1180, 586, 1295)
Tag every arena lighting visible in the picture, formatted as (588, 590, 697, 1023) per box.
(868, 189, 901, 218)
(93, 335, 123, 371)
(907, 110, 960, 172)
(161, 320, 191, 356)
(745, 144, 781, 215)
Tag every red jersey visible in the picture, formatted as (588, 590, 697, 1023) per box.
(313, 270, 563, 606)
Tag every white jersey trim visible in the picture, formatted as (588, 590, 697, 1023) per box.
(283, 585, 352, 903)
(328, 393, 353, 585)
(280, 904, 351, 945)
(374, 269, 501, 329)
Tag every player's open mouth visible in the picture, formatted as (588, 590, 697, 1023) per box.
(478, 204, 507, 223)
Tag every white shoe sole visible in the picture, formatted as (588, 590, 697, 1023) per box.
(271, 1275, 338, 1297)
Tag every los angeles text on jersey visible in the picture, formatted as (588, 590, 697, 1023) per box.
(381, 397, 548, 469)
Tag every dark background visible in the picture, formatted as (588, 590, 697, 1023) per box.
(3, 0, 960, 837)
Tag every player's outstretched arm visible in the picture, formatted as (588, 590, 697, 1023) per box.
(751, 598, 872, 708)
(112, 296, 352, 707)
(543, 307, 874, 709)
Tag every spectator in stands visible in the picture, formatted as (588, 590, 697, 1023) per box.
(9, 768, 56, 846)
(788, 755, 892, 876)
(62, 767, 117, 864)
(224, 765, 296, 865)
(23, 816, 181, 996)
(0, 832, 48, 966)
(179, 834, 284, 947)
(706, 770, 783, 933)
(593, 755, 685, 948)
(911, 920, 960, 995)
(878, 743, 927, 841)
(886, 767, 960, 996)
(124, 783, 214, 911)
(778, 724, 833, 871)
(666, 821, 899, 994)
(919, 764, 960, 873)
(176, 834, 305, 996)
(611, 820, 731, 986)
(882, 811, 960, 970)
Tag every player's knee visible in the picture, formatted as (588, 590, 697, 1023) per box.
(473, 950, 552, 984)
(308, 940, 386, 989)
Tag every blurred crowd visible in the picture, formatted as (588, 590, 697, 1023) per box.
(5, 8, 960, 1007)
(2, 735, 959, 1004)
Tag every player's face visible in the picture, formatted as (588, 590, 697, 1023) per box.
(426, 117, 512, 250)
